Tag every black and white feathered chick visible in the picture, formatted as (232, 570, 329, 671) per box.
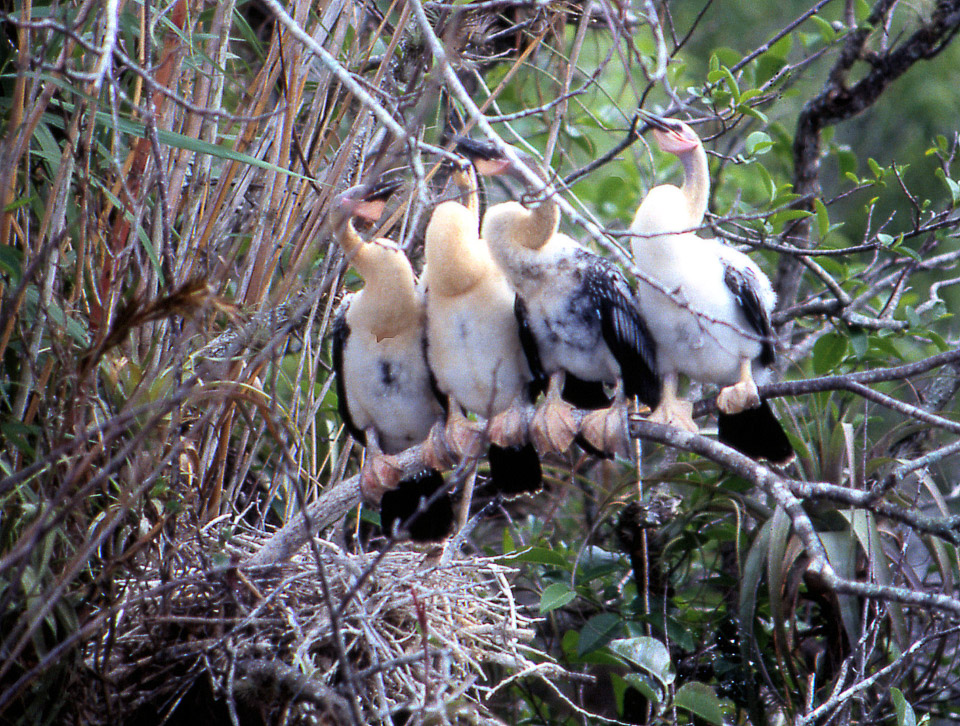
(422, 161, 542, 495)
(630, 111, 793, 464)
(461, 138, 660, 457)
(329, 183, 453, 541)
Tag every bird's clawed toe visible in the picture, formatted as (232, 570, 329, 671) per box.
(716, 380, 760, 414)
(580, 404, 632, 459)
(360, 453, 404, 503)
(648, 399, 698, 433)
(531, 398, 578, 455)
(445, 415, 485, 460)
(487, 406, 530, 449)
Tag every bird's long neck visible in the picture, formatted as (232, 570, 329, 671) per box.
(452, 166, 481, 220)
(512, 193, 559, 250)
(336, 216, 365, 260)
(352, 256, 422, 340)
(678, 142, 709, 225)
(425, 201, 492, 297)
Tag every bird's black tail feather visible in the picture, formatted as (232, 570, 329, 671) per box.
(562, 374, 612, 410)
(379, 469, 453, 542)
(488, 442, 543, 495)
(717, 400, 794, 465)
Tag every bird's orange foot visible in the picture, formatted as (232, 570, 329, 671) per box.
(648, 399, 698, 433)
(530, 397, 578, 455)
(716, 380, 760, 414)
(488, 406, 530, 449)
(422, 422, 458, 470)
(445, 415, 485, 460)
(580, 404, 631, 459)
(360, 453, 404, 503)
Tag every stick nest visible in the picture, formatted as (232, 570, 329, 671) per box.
(81, 528, 559, 725)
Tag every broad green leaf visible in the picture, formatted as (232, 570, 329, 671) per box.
(820, 531, 862, 646)
(810, 15, 838, 43)
(891, 687, 917, 726)
(578, 613, 623, 656)
(539, 583, 576, 613)
(812, 332, 848, 374)
(720, 66, 740, 104)
(608, 637, 675, 688)
(502, 546, 569, 569)
(675, 682, 727, 725)
(845, 511, 908, 647)
(624, 673, 664, 711)
(745, 131, 772, 156)
(814, 198, 830, 239)
(755, 163, 776, 200)
(935, 168, 960, 205)
(0, 244, 23, 281)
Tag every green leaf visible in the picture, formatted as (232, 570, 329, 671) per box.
(745, 131, 772, 156)
(502, 546, 569, 569)
(935, 168, 960, 205)
(755, 163, 775, 200)
(814, 198, 830, 239)
(608, 637, 675, 688)
(720, 66, 740, 104)
(675, 682, 727, 725)
(0, 244, 24, 281)
(891, 687, 917, 726)
(539, 583, 576, 613)
(578, 613, 623, 656)
(624, 673, 664, 711)
(810, 15, 837, 43)
(812, 332, 848, 374)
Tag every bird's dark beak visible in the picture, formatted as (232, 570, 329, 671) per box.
(638, 109, 677, 134)
(363, 178, 403, 203)
(336, 180, 399, 222)
(451, 135, 512, 176)
(334, 179, 403, 222)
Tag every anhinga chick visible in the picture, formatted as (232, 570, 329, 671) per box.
(630, 111, 793, 464)
(422, 158, 543, 495)
(464, 139, 661, 458)
(329, 183, 453, 541)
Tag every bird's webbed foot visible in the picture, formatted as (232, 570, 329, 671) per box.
(716, 360, 760, 414)
(580, 401, 632, 459)
(359, 431, 404, 503)
(444, 409, 485, 460)
(531, 374, 578, 455)
(487, 403, 532, 449)
(647, 398, 698, 433)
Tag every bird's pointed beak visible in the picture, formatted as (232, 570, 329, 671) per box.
(638, 109, 675, 133)
(451, 136, 512, 176)
(335, 179, 401, 222)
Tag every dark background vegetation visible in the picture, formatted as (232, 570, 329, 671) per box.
(2, 0, 960, 723)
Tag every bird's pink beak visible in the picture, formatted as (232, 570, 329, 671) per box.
(473, 157, 513, 176)
(336, 185, 387, 222)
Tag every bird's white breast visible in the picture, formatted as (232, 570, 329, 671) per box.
(634, 232, 769, 385)
(426, 274, 529, 417)
(342, 311, 443, 454)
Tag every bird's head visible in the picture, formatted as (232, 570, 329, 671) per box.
(450, 135, 512, 177)
(452, 136, 548, 187)
(639, 110, 701, 156)
(334, 179, 403, 224)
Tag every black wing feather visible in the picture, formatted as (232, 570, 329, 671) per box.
(421, 330, 451, 417)
(330, 299, 366, 445)
(582, 253, 661, 409)
(514, 294, 549, 402)
(723, 263, 775, 366)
